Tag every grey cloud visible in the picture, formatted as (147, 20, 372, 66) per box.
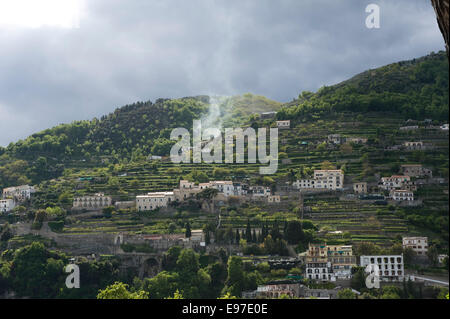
(0, 0, 445, 146)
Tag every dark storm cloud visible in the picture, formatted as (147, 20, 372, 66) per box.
(0, 0, 445, 146)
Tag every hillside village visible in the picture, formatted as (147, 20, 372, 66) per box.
(0, 113, 448, 299)
(0, 52, 448, 299)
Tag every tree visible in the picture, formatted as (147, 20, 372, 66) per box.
(337, 288, 357, 299)
(285, 220, 304, 245)
(427, 245, 439, 266)
(321, 161, 336, 170)
(245, 220, 252, 242)
(102, 206, 114, 218)
(97, 282, 148, 299)
(223, 256, 245, 297)
(165, 289, 184, 299)
(9, 242, 67, 298)
(351, 267, 367, 291)
(185, 221, 191, 238)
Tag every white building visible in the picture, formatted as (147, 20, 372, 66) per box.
(390, 189, 414, 201)
(402, 237, 428, 256)
(293, 170, 344, 191)
(249, 186, 271, 197)
(0, 199, 16, 213)
(136, 192, 174, 211)
(209, 181, 234, 197)
(2, 185, 35, 202)
(73, 193, 112, 210)
(380, 175, 411, 191)
(360, 255, 404, 282)
(276, 120, 290, 129)
(313, 170, 344, 190)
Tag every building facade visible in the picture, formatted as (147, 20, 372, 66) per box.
(276, 120, 290, 129)
(136, 192, 174, 211)
(402, 237, 428, 256)
(327, 245, 356, 279)
(72, 193, 112, 210)
(390, 189, 414, 201)
(360, 255, 404, 282)
(2, 185, 35, 202)
(267, 195, 281, 203)
(0, 199, 16, 213)
(380, 175, 411, 191)
(353, 182, 367, 194)
(401, 164, 432, 178)
(294, 170, 344, 191)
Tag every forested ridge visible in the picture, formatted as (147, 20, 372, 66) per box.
(278, 51, 448, 121)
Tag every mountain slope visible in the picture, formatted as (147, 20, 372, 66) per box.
(279, 51, 449, 121)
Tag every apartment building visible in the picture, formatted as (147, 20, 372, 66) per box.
(313, 170, 344, 190)
(305, 243, 357, 281)
(136, 192, 174, 212)
(327, 245, 357, 279)
(360, 255, 404, 282)
(305, 243, 332, 281)
(0, 199, 15, 214)
(390, 189, 414, 201)
(72, 193, 112, 210)
(380, 175, 411, 191)
(2, 185, 36, 202)
(402, 237, 428, 256)
(353, 182, 367, 194)
(293, 170, 344, 191)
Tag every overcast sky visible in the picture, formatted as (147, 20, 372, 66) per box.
(0, 0, 445, 146)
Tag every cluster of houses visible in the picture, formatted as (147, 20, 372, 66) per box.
(136, 180, 279, 212)
(243, 235, 449, 299)
(71, 180, 279, 213)
(0, 185, 35, 214)
(242, 237, 441, 299)
(399, 119, 448, 131)
(290, 163, 432, 204)
(300, 236, 446, 284)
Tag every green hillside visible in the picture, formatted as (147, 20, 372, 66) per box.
(279, 51, 448, 121)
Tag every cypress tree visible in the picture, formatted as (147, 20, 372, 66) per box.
(185, 221, 191, 238)
(246, 220, 252, 242)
